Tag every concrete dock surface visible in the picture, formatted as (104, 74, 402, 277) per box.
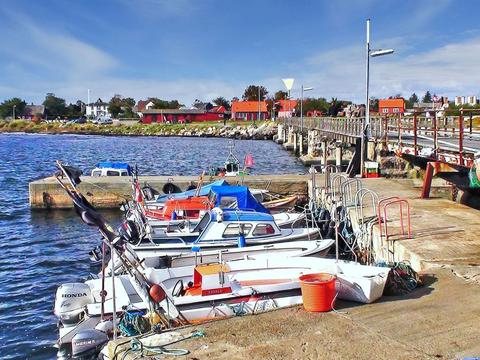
(108, 269, 479, 360)
(355, 177, 480, 283)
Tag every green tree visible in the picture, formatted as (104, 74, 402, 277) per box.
(212, 96, 230, 110)
(108, 94, 123, 118)
(274, 90, 288, 100)
(405, 93, 419, 108)
(242, 85, 268, 101)
(43, 93, 66, 118)
(0, 98, 26, 119)
(422, 91, 432, 103)
(66, 103, 82, 118)
(295, 97, 329, 115)
(148, 98, 182, 109)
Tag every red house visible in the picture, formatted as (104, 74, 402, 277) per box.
(378, 98, 405, 115)
(231, 101, 268, 121)
(141, 107, 225, 124)
(277, 99, 298, 118)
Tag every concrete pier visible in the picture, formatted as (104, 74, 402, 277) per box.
(29, 174, 310, 209)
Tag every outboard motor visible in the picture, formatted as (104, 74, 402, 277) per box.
(71, 329, 108, 359)
(54, 283, 93, 326)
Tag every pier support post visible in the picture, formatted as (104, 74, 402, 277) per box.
(299, 133, 304, 154)
(293, 131, 298, 153)
(421, 162, 435, 199)
(322, 140, 328, 168)
(277, 124, 284, 144)
(335, 142, 343, 167)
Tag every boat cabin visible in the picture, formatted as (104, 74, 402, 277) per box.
(145, 196, 213, 220)
(91, 162, 132, 177)
(193, 209, 281, 243)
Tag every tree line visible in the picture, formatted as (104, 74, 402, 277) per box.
(2, 87, 476, 120)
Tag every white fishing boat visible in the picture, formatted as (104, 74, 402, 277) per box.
(53, 255, 390, 351)
(107, 239, 334, 274)
(128, 208, 320, 253)
(143, 256, 391, 323)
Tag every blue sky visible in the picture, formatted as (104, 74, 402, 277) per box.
(0, 0, 479, 105)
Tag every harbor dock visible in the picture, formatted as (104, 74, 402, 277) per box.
(105, 175, 480, 360)
(29, 174, 308, 209)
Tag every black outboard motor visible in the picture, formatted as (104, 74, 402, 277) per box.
(71, 329, 108, 359)
(118, 220, 141, 246)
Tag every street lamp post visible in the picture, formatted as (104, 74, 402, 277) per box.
(301, 85, 313, 132)
(12, 105, 16, 120)
(360, 19, 394, 177)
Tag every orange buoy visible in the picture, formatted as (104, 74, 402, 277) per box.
(149, 284, 166, 303)
(299, 273, 336, 312)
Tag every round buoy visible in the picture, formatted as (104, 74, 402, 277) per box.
(149, 284, 166, 303)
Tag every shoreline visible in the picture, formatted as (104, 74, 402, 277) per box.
(0, 120, 278, 140)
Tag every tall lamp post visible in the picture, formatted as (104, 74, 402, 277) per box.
(361, 19, 394, 177)
(12, 105, 16, 120)
(301, 85, 313, 132)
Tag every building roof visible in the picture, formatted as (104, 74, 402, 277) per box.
(210, 105, 226, 113)
(143, 108, 206, 115)
(231, 101, 267, 113)
(277, 99, 298, 111)
(379, 98, 405, 108)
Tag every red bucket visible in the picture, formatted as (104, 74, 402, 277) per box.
(299, 273, 336, 312)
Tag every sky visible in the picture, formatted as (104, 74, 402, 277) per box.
(0, 0, 479, 105)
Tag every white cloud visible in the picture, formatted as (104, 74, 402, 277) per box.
(289, 35, 480, 102)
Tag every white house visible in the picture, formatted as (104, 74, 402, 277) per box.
(86, 98, 111, 118)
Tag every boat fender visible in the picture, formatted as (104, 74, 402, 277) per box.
(149, 284, 166, 303)
(162, 182, 182, 194)
(171, 211, 177, 220)
(118, 220, 141, 245)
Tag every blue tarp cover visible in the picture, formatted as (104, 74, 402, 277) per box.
(209, 185, 269, 213)
(155, 179, 229, 203)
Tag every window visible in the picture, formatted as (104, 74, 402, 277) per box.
(92, 170, 102, 177)
(193, 213, 210, 233)
(393, 108, 399, 113)
(382, 108, 389, 114)
(106, 170, 120, 176)
(217, 196, 238, 208)
(252, 224, 276, 236)
(222, 223, 252, 238)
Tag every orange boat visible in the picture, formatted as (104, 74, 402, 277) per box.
(144, 196, 213, 221)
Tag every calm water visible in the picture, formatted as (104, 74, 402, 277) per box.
(0, 133, 305, 359)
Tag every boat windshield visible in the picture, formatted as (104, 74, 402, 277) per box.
(193, 212, 211, 233)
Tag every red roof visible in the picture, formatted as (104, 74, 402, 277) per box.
(210, 105, 226, 113)
(277, 99, 297, 111)
(379, 98, 405, 108)
(232, 101, 267, 113)
(136, 100, 149, 112)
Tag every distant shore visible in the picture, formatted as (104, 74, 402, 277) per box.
(0, 120, 278, 140)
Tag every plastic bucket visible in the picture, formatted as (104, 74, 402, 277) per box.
(299, 273, 336, 312)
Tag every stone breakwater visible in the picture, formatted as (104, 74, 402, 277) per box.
(0, 120, 278, 140)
